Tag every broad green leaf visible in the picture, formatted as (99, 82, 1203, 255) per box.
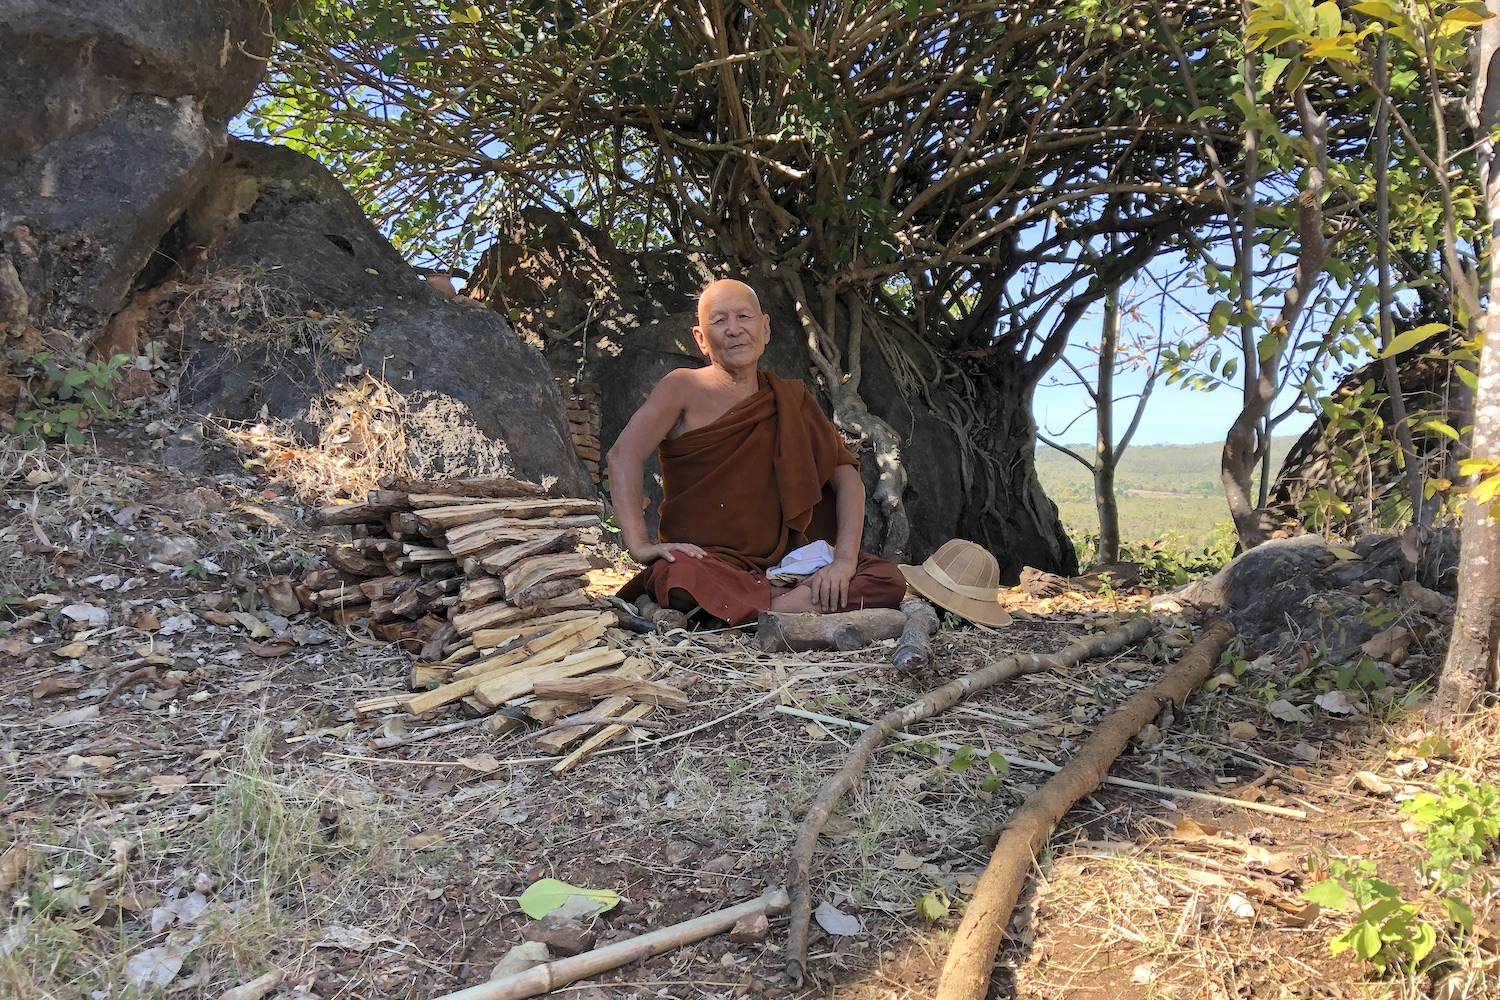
(1407, 919, 1437, 963)
(1187, 106, 1225, 122)
(1472, 474, 1500, 506)
(1208, 300, 1233, 338)
(1416, 419, 1461, 441)
(1301, 879, 1350, 909)
(1314, 2, 1342, 38)
(1441, 7, 1492, 25)
(517, 878, 620, 919)
(1381, 323, 1447, 358)
(1351, 918, 1383, 960)
(1442, 897, 1475, 932)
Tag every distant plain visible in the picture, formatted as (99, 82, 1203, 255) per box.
(1035, 437, 1297, 546)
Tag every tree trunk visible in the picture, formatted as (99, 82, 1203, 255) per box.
(1094, 285, 1121, 565)
(1435, 3, 1500, 720)
(963, 361, 1079, 580)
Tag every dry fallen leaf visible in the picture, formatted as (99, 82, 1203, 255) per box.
(458, 754, 501, 774)
(1266, 699, 1312, 723)
(53, 641, 89, 659)
(44, 705, 100, 728)
(1228, 721, 1258, 741)
(1172, 818, 1223, 841)
(32, 676, 85, 698)
(814, 901, 861, 936)
(0, 844, 29, 892)
(246, 638, 295, 658)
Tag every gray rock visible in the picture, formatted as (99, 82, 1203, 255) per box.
(0, 0, 274, 398)
(173, 141, 593, 497)
(519, 916, 595, 957)
(1173, 534, 1416, 658)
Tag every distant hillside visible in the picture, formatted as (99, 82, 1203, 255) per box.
(1035, 437, 1298, 545)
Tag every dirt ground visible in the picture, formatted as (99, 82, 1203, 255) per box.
(1, 425, 1494, 1000)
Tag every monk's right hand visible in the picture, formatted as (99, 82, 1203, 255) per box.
(630, 542, 706, 565)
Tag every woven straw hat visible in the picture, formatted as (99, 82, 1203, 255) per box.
(899, 539, 1013, 627)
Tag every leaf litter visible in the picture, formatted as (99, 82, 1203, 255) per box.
(0, 429, 1475, 999)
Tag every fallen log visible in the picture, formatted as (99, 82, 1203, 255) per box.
(315, 498, 407, 526)
(756, 608, 907, 652)
(432, 889, 790, 1000)
(784, 615, 1155, 986)
(935, 617, 1235, 1000)
(891, 597, 940, 670)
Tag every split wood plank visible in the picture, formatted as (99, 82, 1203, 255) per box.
(521, 657, 652, 722)
(314, 586, 370, 609)
(477, 533, 578, 574)
(458, 577, 504, 610)
(552, 703, 654, 774)
(326, 546, 387, 576)
(473, 646, 626, 709)
(353, 693, 415, 716)
(502, 552, 590, 606)
(359, 574, 423, 600)
(534, 695, 633, 753)
(473, 609, 603, 650)
(316, 498, 407, 526)
(408, 617, 612, 714)
(452, 613, 614, 680)
(532, 676, 689, 709)
(449, 589, 590, 635)
(400, 544, 454, 563)
(406, 496, 602, 517)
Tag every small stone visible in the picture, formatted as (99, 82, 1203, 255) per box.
(728, 912, 769, 944)
(1399, 580, 1450, 614)
(520, 916, 595, 957)
(146, 535, 200, 567)
(263, 577, 302, 616)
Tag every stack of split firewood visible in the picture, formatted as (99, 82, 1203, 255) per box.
(310, 477, 686, 771)
(304, 477, 602, 650)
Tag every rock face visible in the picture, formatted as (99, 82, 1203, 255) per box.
(172, 141, 593, 496)
(0, 0, 275, 391)
(1172, 532, 1456, 657)
(470, 210, 990, 566)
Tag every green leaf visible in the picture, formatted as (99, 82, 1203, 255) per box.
(1406, 919, 1437, 963)
(1314, 2, 1343, 38)
(1442, 897, 1475, 932)
(915, 888, 950, 922)
(1302, 879, 1350, 910)
(1381, 323, 1447, 358)
(1208, 300, 1232, 338)
(1350, 918, 1383, 960)
(1186, 106, 1225, 122)
(1417, 419, 1461, 441)
(517, 878, 620, 919)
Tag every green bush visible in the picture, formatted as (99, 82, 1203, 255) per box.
(4, 352, 132, 447)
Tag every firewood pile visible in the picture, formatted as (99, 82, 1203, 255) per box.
(306, 476, 684, 772)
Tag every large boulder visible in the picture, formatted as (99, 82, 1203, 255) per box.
(172, 140, 593, 497)
(1172, 533, 1427, 657)
(0, 0, 275, 405)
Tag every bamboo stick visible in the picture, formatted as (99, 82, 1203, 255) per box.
(431, 890, 790, 1000)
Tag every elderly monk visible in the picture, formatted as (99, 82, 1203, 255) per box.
(608, 279, 907, 625)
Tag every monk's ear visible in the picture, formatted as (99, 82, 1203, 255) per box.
(691, 324, 710, 356)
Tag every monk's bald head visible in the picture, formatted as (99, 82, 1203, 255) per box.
(697, 279, 762, 327)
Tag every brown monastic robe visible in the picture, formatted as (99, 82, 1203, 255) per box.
(617, 371, 906, 624)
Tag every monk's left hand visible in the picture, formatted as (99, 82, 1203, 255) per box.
(805, 558, 857, 613)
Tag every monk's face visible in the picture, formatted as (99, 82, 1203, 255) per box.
(693, 280, 770, 374)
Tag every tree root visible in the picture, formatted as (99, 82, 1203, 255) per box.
(934, 617, 1235, 1000)
(783, 615, 1156, 985)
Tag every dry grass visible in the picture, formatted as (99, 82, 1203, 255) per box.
(0, 727, 418, 998)
(215, 374, 414, 504)
(178, 268, 369, 360)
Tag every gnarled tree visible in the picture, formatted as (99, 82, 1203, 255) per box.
(256, 0, 1236, 571)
